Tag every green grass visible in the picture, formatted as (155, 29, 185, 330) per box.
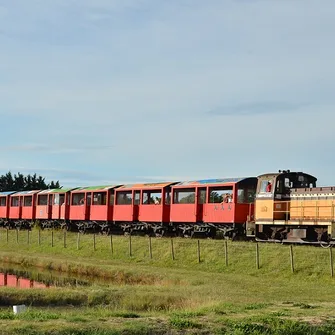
(0, 228, 334, 278)
(0, 307, 334, 335)
(0, 229, 334, 334)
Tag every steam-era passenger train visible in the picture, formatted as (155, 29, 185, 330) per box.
(0, 169, 334, 245)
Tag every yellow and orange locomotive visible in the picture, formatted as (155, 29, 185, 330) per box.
(248, 170, 335, 244)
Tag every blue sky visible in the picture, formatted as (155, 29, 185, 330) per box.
(0, 0, 334, 187)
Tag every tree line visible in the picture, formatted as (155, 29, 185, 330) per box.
(0, 172, 61, 192)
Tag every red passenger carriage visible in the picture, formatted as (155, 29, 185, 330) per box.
(68, 185, 119, 233)
(8, 190, 40, 229)
(113, 182, 177, 235)
(170, 178, 257, 237)
(0, 191, 16, 227)
(36, 188, 75, 229)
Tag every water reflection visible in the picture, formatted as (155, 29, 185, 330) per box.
(0, 266, 92, 289)
(0, 273, 50, 289)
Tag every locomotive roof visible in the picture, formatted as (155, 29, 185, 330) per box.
(72, 185, 120, 192)
(175, 177, 254, 187)
(38, 188, 76, 194)
(118, 182, 177, 190)
(257, 171, 317, 181)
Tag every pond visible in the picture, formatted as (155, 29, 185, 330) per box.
(0, 264, 107, 289)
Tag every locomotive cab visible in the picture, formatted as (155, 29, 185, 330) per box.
(247, 170, 317, 239)
(255, 170, 316, 222)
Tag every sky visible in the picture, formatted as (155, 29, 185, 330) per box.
(0, 0, 334, 187)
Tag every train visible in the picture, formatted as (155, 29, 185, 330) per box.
(0, 169, 334, 245)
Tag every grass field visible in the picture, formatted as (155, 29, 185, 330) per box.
(0, 228, 334, 334)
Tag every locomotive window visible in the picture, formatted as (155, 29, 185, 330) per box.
(142, 191, 162, 205)
(0, 197, 6, 207)
(285, 178, 292, 188)
(38, 195, 48, 206)
(173, 188, 195, 204)
(294, 175, 315, 188)
(24, 196, 32, 207)
(116, 191, 132, 205)
(209, 187, 233, 203)
(11, 197, 19, 207)
(93, 192, 107, 205)
(134, 191, 140, 205)
(275, 178, 291, 194)
(260, 180, 273, 193)
(72, 193, 85, 206)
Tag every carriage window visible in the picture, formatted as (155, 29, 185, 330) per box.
(198, 189, 207, 204)
(237, 187, 256, 203)
(93, 192, 107, 205)
(0, 197, 6, 207)
(54, 194, 59, 205)
(142, 191, 162, 205)
(165, 191, 171, 205)
(134, 191, 140, 205)
(209, 187, 233, 203)
(11, 197, 19, 207)
(72, 193, 85, 205)
(173, 188, 195, 204)
(110, 193, 115, 205)
(53, 194, 65, 205)
(24, 196, 32, 207)
(38, 195, 48, 206)
(116, 191, 133, 205)
(59, 194, 65, 205)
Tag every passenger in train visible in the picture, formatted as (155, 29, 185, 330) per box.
(228, 194, 233, 202)
(223, 193, 232, 203)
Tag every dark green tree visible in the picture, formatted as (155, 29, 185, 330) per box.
(31, 173, 38, 190)
(0, 171, 62, 192)
(179, 193, 195, 204)
(209, 191, 223, 203)
(5, 172, 14, 190)
(48, 180, 60, 189)
(13, 172, 25, 191)
(36, 175, 46, 189)
(24, 174, 32, 190)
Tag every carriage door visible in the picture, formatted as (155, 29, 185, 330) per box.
(47, 194, 52, 219)
(197, 188, 206, 222)
(133, 191, 140, 222)
(85, 193, 91, 220)
(58, 194, 66, 220)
